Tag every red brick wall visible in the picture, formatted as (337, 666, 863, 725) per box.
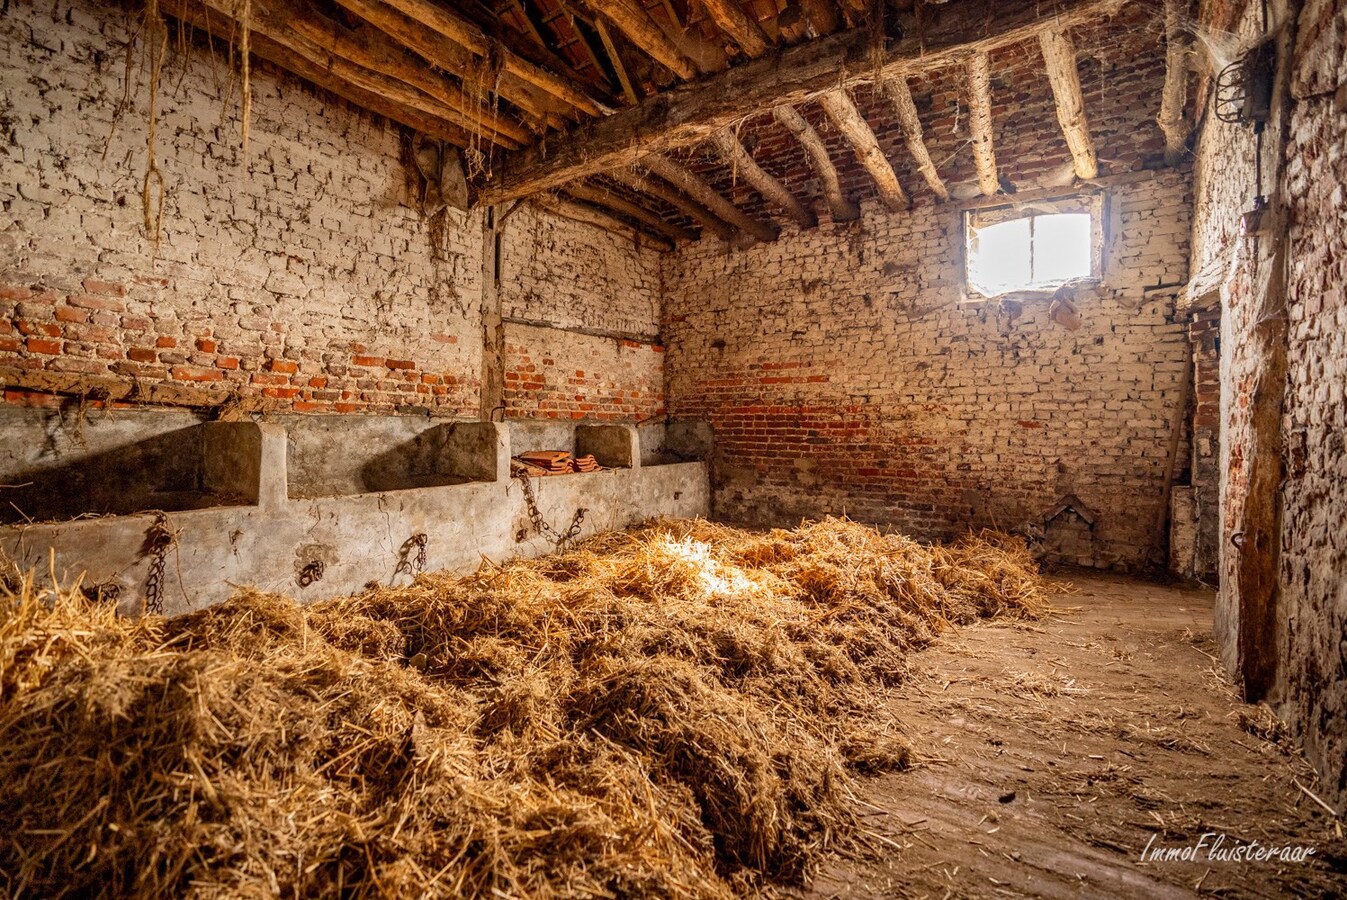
(503, 327, 665, 422)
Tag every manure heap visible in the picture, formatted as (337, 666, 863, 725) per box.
(1, 517, 1049, 898)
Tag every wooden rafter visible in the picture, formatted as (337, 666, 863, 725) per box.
(1158, 0, 1191, 165)
(709, 127, 816, 229)
(563, 181, 698, 242)
(881, 76, 948, 201)
(606, 169, 738, 242)
(698, 0, 771, 58)
(477, 0, 1127, 204)
(585, 0, 699, 80)
(1038, 29, 1098, 179)
(773, 104, 859, 223)
(187, 0, 529, 148)
(594, 17, 640, 105)
(534, 193, 674, 251)
(798, 0, 842, 38)
(965, 51, 1000, 196)
(376, 0, 607, 115)
(818, 88, 907, 211)
(637, 154, 780, 244)
(162, 0, 474, 145)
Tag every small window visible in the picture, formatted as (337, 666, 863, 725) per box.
(964, 196, 1102, 299)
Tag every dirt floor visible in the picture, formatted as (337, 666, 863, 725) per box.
(805, 574, 1347, 899)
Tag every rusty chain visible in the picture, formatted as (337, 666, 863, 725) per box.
(514, 470, 587, 550)
(396, 533, 429, 577)
(141, 513, 174, 615)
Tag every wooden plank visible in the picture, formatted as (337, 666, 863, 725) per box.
(563, 181, 699, 241)
(966, 51, 1000, 196)
(699, 0, 772, 57)
(638, 154, 780, 243)
(477, 0, 1126, 203)
(585, 0, 699, 79)
(710, 127, 816, 228)
(595, 17, 640, 105)
(1038, 28, 1098, 179)
(773, 104, 859, 222)
(818, 88, 907, 210)
(881, 75, 948, 200)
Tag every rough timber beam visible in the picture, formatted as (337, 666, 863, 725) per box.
(331, 0, 559, 122)
(709, 128, 816, 229)
(965, 51, 1000, 196)
(376, 0, 606, 115)
(563, 182, 699, 242)
(819, 88, 908, 211)
(161, 1, 473, 145)
(773, 104, 859, 223)
(1038, 29, 1099, 179)
(586, 0, 699, 80)
(881, 76, 949, 201)
(188, 0, 527, 148)
(699, 0, 771, 57)
(638, 155, 780, 243)
(606, 169, 739, 242)
(534, 194, 675, 251)
(477, 0, 1127, 204)
(1157, 0, 1191, 165)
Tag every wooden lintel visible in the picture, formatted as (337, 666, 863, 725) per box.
(606, 169, 739, 242)
(1158, 0, 1191, 165)
(709, 128, 816, 229)
(819, 88, 907, 211)
(585, 0, 699, 80)
(377, 0, 606, 115)
(477, 0, 1126, 204)
(966, 51, 1000, 196)
(773, 104, 859, 223)
(699, 0, 771, 58)
(881, 76, 949, 201)
(1038, 28, 1098, 180)
(638, 154, 780, 244)
(533, 193, 675, 251)
(564, 181, 698, 242)
(161, 0, 474, 145)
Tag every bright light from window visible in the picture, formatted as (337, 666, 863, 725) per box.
(967, 211, 1094, 297)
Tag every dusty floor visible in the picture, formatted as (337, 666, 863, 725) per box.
(806, 574, 1347, 898)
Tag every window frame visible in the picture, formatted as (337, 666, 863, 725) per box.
(961, 193, 1106, 302)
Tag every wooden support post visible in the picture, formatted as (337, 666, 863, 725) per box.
(1158, 0, 1191, 165)
(709, 128, 816, 229)
(606, 169, 739, 242)
(637, 154, 780, 244)
(881, 76, 949, 201)
(819, 89, 908, 211)
(1038, 28, 1099, 180)
(773, 104, 859, 222)
(698, 0, 771, 57)
(966, 52, 1000, 196)
(585, 0, 699, 79)
(480, 206, 505, 421)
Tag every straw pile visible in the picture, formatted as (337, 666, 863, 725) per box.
(0, 517, 1048, 898)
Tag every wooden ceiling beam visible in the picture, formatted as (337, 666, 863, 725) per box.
(606, 169, 739, 242)
(188, 0, 527, 148)
(1038, 29, 1098, 179)
(584, 0, 700, 80)
(773, 104, 859, 223)
(881, 75, 948, 201)
(638, 154, 780, 244)
(965, 51, 1000, 196)
(698, 0, 771, 58)
(563, 181, 699, 242)
(161, 0, 475, 146)
(1158, 0, 1191, 165)
(818, 88, 907, 211)
(709, 127, 816, 229)
(477, 0, 1126, 204)
(377, 0, 607, 115)
(534, 193, 675, 251)
(799, 0, 843, 37)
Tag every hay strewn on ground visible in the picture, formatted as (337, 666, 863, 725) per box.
(0, 517, 1049, 898)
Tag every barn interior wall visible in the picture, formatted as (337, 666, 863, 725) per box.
(1191, 0, 1347, 807)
